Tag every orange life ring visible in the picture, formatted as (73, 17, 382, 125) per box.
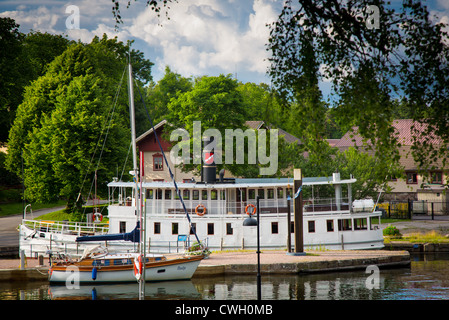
(94, 212, 103, 222)
(195, 204, 207, 216)
(245, 204, 256, 215)
(133, 255, 143, 280)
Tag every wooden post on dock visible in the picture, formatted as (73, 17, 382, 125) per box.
(287, 194, 292, 253)
(288, 168, 306, 256)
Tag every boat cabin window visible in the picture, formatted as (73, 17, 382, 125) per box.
(190, 223, 196, 235)
(172, 223, 179, 235)
(193, 190, 199, 200)
(271, 222, 279, 234)
(226, 223, 233, 235)
(354, 218, 367, 230)
(327, 220, 334, 232)
(119, 221, 126, 234)
(165, 189, 172, 200)
(208, 223, 214, 235)
(308, 221, 315, 233)
(92, 260, 110, 266)
(338, 219, 352, 231)
(183, 190, 190, 200)
(258, 189, 265, 199)
(267, 189, 274, 199)
(156, 189, 162, 200)
(238, 189, 247, 201)
(154, 222, 161, 234)
(277, 188, 284, 199)
(370, 217, 380, 230)
(113, 259, 132, 266)
(211, 189, 218, 200)
(202, 190, 208, 200)
(220, 190, 226, 200)
(146, 189, 153, 199)
(248, 189, 256, 199)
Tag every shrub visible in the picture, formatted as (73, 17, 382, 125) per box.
(383, 225, 402, 237)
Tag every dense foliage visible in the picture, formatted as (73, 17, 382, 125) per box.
(5, 34, 152, 210)
(267, 0, 449, 176)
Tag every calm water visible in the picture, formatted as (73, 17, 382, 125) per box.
(2, 253, 449, 300)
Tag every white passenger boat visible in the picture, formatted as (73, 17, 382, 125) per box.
(107, 172, 384, 252)
(19, 171, 384, 256)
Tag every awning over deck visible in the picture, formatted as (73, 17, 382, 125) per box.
(107, 176, 357, 189)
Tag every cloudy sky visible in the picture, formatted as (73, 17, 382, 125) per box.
(1, 0, 449, 87)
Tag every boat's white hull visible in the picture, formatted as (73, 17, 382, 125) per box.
(49, 258, 202, 283)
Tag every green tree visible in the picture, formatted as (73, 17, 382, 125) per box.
(0, 21, 71, 144)
(167, 74, 247, 175)
(237, 82, 281, 125)
(168, 74, 246, 134)
(335, 147, 403, 200)
(21, 31, 71, 80)
(267, 0, 449, 172)
(0, 17, 24, 144)
(6, 35, 152, 210)
(140, 66, 193, 135)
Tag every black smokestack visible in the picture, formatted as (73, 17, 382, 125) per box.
(202, 136, 216, 183)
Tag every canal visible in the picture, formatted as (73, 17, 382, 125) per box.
(1, 253, 449, 300)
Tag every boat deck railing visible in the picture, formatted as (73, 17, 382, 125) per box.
(21, 232, 205, 258)
(22, 219, 109, 237)
(126, 197, 353, 215)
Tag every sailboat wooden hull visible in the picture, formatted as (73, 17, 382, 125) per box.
(49, 255, 204, 283)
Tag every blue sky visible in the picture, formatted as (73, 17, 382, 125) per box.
(1, 0, 448, 91)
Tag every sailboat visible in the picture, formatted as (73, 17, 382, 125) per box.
(48, 239, 204, 283)
(48, 58, 205, 284)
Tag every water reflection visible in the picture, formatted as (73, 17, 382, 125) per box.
(48, 281, 201, 300)
(0, 281, 50, 300)
(2, 253, 449, 300)
(193, 272, 388, 300)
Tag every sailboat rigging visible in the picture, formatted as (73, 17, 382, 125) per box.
(48, 56, 205, 288)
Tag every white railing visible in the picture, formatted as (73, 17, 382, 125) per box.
(22, 219, 109, 236)
(303, 197, 350, 213)
(143, 197, 351, 216)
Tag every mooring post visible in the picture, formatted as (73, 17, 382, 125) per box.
(20, 250, 25, 270)
(288, 168, 306, 256)
(287, 193, 292, 253)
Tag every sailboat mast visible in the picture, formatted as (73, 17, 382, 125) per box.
(128, 59, 145, 299)
(128, 64, 138, 183)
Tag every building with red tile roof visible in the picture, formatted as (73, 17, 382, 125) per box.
(334, 119, 448, 201)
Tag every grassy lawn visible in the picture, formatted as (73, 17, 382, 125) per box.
(381, 218, 410, 224)
(0, 200, 66, 217)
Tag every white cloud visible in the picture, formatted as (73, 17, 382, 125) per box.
(125, 0, 280, 81)
(0, 0, 281, 83)
(0, 6, 60, 33)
